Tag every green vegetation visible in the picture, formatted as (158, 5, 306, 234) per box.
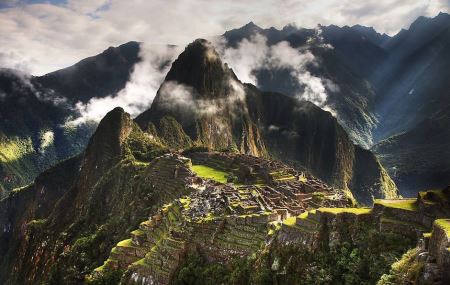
(375, 199, 418, 211)
(124, 126, 167, 162)
(182, 145, 211, 155)
(173, 253, 229, 285)
(0, 137, 36, 195)
(435, 219, 450, 235)
(317, 207, 372, 215)
(268, 227, 415, 284)
(173, 252, 271, 285)
(172, 223, 415, 285)
(377, 248, 423, 285)
(27, 219, 47, 231)
(117, 239, 134, 248)
(191, 165, 229, 184)
(158, 116, 192, 149)
(283, 216, 296, 226)
(86, 267, 123, 285)
(0, 137, 33, 163)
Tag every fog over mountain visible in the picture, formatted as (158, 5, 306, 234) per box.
(1, 3, 450, 285)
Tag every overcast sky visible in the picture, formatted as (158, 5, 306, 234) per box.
(0, 0, 449, 75)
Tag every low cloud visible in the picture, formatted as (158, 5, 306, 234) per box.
(70, 44, 181, 125)
(0, 68, 67, 105)
(215, 33, 338, 110)
(158, 78, 246, 117)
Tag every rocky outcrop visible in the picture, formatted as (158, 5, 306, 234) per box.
(136, 39, 266, 156)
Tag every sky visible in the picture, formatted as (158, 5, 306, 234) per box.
(0, 0, 449, 76)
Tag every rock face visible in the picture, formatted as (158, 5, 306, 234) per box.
(136, 39, 397, 204)
(136, 39, 266, 155)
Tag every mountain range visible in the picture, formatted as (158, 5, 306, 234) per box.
(2, 13, 449, 198)
(0, 13, 449, 285)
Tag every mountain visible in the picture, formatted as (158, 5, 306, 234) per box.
(0, 33, 447, 284)
(222, 14, 450, 196)
(136, 39, 396, 204)
(136, 39, 267, 156)
(35, 41, 141, 103)
(0, 68, 94, 197)
(0, 42, 142, 197)
(370, 13, 450, 193)
(0, 105, 417, 285)
(372, 12, 450, 140)
(222, 22, 384, 149)
(373, 107, 450, 196)
(0, 107, 170, 284)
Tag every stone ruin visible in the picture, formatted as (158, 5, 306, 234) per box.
(91, 152, 353, 284)
(185, 152, 350, 220)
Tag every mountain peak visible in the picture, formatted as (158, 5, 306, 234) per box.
(242, 21, 261, 30)
(163, 39, 234, 99)
(83, 107, 133, 176)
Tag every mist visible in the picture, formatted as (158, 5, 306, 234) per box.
(214, 33, 339, 113)
(70, 43, 182, 125)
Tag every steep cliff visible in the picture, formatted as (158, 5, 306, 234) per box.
(136, 39, 266, 156)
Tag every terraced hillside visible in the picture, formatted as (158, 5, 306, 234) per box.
(88, 143, 450, 285)
(90, 151, 352, 284)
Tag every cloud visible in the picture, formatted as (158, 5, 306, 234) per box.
(215, 33, 338, 110)
(0, 0, 448, 75)
(70, 44, 181, 124)
(157, 78, 246, 118)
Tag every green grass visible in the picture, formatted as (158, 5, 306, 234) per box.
(298, 212, 309, 219)
(191, 165, 229, 184)
(317, 207, 372, 215)
(131, 229, 145, 236)
(375, 199, 418, 211)
(435, 219, 450, 236)
(132, 258, 150, 267)
(94, 258, 116, 272)
(283, 216, 296, 226)
(117, 239, 134, 248)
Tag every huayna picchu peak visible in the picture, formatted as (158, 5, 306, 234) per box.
(1, 6, 450, 285)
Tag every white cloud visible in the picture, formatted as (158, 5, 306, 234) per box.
(0, 0, 448, 75)
(216, 34, 337, 109)
(157, 78, 246, 117)
(70, 44, 181, 124)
